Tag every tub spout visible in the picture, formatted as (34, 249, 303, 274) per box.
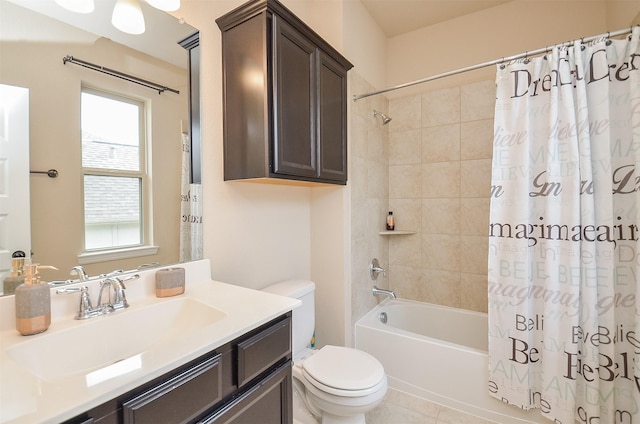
(372, 286, 396, 299)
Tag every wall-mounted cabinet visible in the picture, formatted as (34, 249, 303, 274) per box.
(216, 0, 353, 186)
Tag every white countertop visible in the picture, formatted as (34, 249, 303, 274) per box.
(0, 259, 300, 424)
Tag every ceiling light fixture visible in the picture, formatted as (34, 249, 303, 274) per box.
(146, 0, 181, 12)
(112, 0, 146, 35)
(54, 0, 95, 14)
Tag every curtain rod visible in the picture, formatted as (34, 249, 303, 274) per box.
(63, 55, 180, 95)
(353, 25, 637, 101)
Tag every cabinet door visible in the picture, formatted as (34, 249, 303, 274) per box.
(200, 362, 292, 424)
(318, 51, 348, 183)
(123, 353, 222, 424)
(272, 16, 317, 179)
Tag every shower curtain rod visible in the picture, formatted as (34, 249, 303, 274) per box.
(62, 55, 180, 95)
(353, 25, 637, 101)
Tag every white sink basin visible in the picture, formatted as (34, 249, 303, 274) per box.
(5, 297, 227, 382)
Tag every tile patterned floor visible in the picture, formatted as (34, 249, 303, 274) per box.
(366, 389, 498, 424)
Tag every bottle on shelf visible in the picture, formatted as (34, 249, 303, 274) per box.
(386, 211, 395, 231)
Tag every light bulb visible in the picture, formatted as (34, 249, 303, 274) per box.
(146, 0, 180, 12)
(54, 0, 95, 13)
(112, 0, 146, 35)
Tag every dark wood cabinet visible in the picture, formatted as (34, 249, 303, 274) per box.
(200, 363, 291, 424)
(64, 313, 292, 424)
(216, 0, 353, 186)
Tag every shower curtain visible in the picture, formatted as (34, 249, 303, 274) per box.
(179, 132, 203, 262)
(488, 27, 640, 423)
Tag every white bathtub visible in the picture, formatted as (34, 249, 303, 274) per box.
(355, 298, 545, 424)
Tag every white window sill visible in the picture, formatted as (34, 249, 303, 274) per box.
(77, 245, 159, 265)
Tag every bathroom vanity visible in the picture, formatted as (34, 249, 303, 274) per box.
(0, 260, 299, 424)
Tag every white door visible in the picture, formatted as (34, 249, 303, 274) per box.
(0, 84, 31, 292)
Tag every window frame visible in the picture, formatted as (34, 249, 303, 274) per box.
(77, 86, 157, 264)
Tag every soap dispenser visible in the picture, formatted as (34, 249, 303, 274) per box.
(15, 263, 58, 336)
(3, 251, 26, 295)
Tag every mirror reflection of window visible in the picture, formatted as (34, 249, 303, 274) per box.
(81, 88, 148, 251)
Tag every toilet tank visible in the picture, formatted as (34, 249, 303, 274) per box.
(261, 280, 315, 357)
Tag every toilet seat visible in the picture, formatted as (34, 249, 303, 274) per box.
(301, 345, 386, 397)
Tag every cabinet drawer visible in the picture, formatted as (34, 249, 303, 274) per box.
(123, 353, 222, 424)
(237, 317, 291, 387)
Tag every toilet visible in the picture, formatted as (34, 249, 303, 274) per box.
(262, 280, 387, 424)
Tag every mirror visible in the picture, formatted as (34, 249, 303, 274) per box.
(0, 0, 199, 293)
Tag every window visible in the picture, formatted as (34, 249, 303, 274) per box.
(81, 88, 149, 253)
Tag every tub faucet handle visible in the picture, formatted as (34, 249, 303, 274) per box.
(370, 258, 386, 280)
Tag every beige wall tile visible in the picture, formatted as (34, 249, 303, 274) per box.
(350, 112, 368, 159)
(460, 273, 488, 313)
(422, 87, 460, 127)
(421, 269, 461, 307)
(390, 164, 421, 199)
(460, 198, 489, 236)
(461, 159, 491, 198)
(390, 235, 421, 267)
(422, 234, 460, 271)
(389, 198, 422, 231)
(461, 80, 495, 122)
(461, 119, 493, 160)
(388, 264, 423, 300)
(377, 78, 495, 313)
(460, 235, 488, 274)
(422, 124, 460, 163)
(422, 198, 460, 235)
(422, 162, 460, 198)
(349, 73, 390, 332)
(367, 125, 387, 163)
(389, 95, 421, 131)
(389, 129, 421, 165)
(366, 161, 389, 199)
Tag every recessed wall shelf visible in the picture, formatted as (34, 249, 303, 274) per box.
(378, 231, 416, 235)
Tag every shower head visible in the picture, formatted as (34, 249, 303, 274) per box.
(373, 110, 392, 125)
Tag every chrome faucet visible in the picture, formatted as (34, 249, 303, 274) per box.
(70, 265, 89, 281)
(372, 286, 396, 300)
(109, 275, 136, 310)
(57, 273, 140, 319)
(96, 279, 116, 314)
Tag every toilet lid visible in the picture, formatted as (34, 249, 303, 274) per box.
(301, 345, 385, 391)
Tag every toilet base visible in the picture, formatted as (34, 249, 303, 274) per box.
(293, 380, 371, 424)
(293, 384, 319, 424)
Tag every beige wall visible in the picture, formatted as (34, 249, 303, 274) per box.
(386, 0, 638, 98)
(1, 2, 187, 280)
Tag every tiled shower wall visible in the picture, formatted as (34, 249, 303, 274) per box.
(387, 80, 495, 313)
(349, 72, 390, 329)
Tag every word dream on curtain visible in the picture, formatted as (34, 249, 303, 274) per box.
(180, 132, 203, 262)
(488, 27, 640, 423)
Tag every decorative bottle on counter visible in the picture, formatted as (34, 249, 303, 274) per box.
(3, 251, 26, 295)
(386, 211, 395, 231)
(15, 264, 57, 336)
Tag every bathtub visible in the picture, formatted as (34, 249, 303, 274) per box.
(355, 298, 545, 424)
